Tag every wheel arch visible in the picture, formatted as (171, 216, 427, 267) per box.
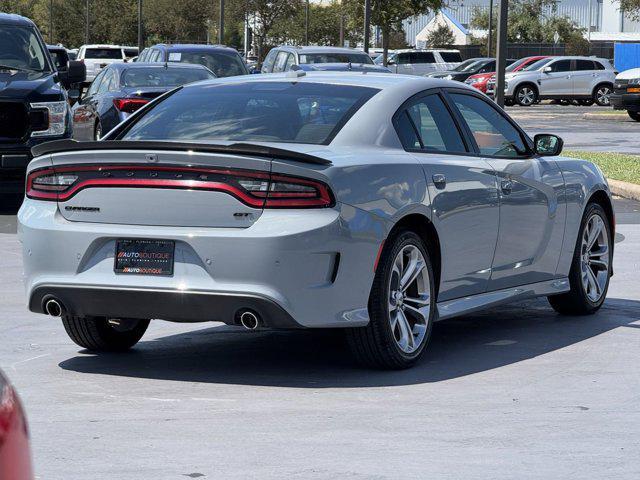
(587, 189, 615, 238)
(388, 213, 442, 300)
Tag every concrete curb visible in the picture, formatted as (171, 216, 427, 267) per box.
(583, 112, 628, 120)
(608, 178, 640, 202)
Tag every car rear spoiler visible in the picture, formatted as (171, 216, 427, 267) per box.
(31, 139, 332, 166)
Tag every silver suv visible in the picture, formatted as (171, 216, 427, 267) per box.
(487, 56, 616, 106)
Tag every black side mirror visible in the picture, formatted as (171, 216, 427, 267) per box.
(61, 60, 86, 87)
(534, 134, 563, 156)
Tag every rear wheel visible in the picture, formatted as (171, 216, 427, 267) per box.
(62, 315, 149, 351)
(628, 110, 640, 122)
(346, 230, 435, 369)
(548, 203, 612, 315)
(515, 85, 537, 106)
(593, 84, 613, 106)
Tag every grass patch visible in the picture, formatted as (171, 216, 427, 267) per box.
(564, 150, 640, 185)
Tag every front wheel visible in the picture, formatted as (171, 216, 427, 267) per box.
(548, 203, 612, 315)
(628, 110, 640, 122)
(594, 84, 613, 106)
(515, 85, 537, 106)
(346, 230, 435, 369)
(62, 315, 150, 351)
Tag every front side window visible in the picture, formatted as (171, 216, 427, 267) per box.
(262, 49, 278, 72)
(120, 82, 378, 145)
(396, 94, 466, 153)
(272, 51, 289, 73)
(0, 25, 49, 72)
(549, 60, 572, 72)
(450, 93, 527, 158)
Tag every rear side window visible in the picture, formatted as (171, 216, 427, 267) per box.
(576, 60, 595, 71)
(594, 61, 606, 70)
(120, 82, 378, 145)
(450, 93, 527, 158)
(411, 52, 436, 64)
(549, 60, 571, 72)
(440, 51, 462, 62)
(395, 94, 466, 153)
(85, 48, 123, 59)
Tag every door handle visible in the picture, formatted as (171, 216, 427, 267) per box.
(501, 179, 513, 195)
(432, 174, 446, 189)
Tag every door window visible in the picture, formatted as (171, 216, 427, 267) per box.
(411, 52, 436, 64)
(96, 70, 114, 95)
(397, 53, 411, 65)
(549, 60, 571, 72)
(450, 93, 528, 158)
(272, 51, 289, 72)
(395, 94, 466, 153)
(284, 53, 296, 71)
(86, 70, 105, 97)
(576, 60, 596, 71)
(262, 49, 278, 72)
(439, 51, 462, 63)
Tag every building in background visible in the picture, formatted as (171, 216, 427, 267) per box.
(403, 0, 640, 47)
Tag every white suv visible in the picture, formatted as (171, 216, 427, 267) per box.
(487, 56, 616, 106)
(376, 49, 462, 75)
(77, 44, 126, 84)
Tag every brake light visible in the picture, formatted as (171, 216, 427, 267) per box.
(113, 98, 149, 113)
(26, 165, 334, 208)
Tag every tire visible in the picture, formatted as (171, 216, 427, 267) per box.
(346, 229, 436, 369)
(514, 84, 538, 106)
(579, 99, 595, 106)
(593, 84, 613, 106)
(62, 315, 150, 351)
(628, 110, 640, 122)
(548, 203, 612, 315)
(94, 121, 102, 141)
(504, 98, 514, 107)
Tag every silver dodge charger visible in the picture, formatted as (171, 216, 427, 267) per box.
(18, 72, 614, 369)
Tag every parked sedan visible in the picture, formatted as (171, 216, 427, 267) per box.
(465, 55, 548, 94)
(72, 62, 215, 141)
(20, 73, 614, 369)
(0, 369, 34, 480)
(426, 58, 515, 82)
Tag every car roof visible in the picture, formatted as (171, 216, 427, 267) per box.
(47, 45, 66, 51)
(276, 46, 370, 55)
(153, 43, 239, 54)
(80, 44, 123, 49)
(393, 48, 461, 53)
(0, 12, 36, 27)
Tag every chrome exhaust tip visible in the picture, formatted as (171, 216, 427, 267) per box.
(44, 298, 63, 317)
(239, 310, 260, 330)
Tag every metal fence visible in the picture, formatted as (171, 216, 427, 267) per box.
(454, 42, 615, 61)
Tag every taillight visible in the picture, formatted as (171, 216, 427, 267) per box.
(113, 98, 149, 113)
(26, 165, 334, 208)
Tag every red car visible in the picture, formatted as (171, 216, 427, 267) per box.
(465, 55, 549, 93)
(0, 370, 34, 480)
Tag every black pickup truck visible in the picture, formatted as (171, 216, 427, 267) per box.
(0, 13, 85, 194)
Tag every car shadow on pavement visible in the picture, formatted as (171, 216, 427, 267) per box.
(59, 297, 640, 388)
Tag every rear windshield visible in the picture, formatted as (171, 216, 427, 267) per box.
(120, 81, 378, 145)
(299, 53, 374, 65)
(170, 51, 247, 77)
(85, 48, 123, 59)
(121, 67, 214, 87)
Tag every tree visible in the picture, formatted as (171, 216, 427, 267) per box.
(618, 1, 640, 21)
(425, 23, 455, 47)
(371, 0, 443, 65)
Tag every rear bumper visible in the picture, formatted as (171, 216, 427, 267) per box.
(18, 200, 386, 328)
(29, 285, 301, 328)
(610, 93, 640, 111)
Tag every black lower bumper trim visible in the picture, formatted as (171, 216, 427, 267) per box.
(29, 285, 303, 329)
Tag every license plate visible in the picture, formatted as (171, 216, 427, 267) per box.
(114, 239, 174, 276)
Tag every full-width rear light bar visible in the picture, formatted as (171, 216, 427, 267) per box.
(26, 165, 334, 208)
(113, 98, 149, 113)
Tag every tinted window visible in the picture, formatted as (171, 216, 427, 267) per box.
(0, 26, 49, 71)
(549, 60, 572, 72)
(412, 52, 436, 63)
(397, 94, 466, 153)
(576, 60, 595, 71)
(505, 57, 530, 72)
(121, 82, 378, 145)
(477, 60, 496, 73)
(440, 51, 462, 62)
(262, 49, 278, 72)
(49, 50, 68, 70)
(299, 53, 373, 65)
(121, 67, 214, 87)
(85, 48, 123, 59)
(450, 93, 527, 158)
(397, 53, 411, 65)
(171, 51, 247, 77)
(594, 60, 605, 70)
(523, 57, 553, 71)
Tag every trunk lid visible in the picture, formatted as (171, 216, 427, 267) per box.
(49, 149, 271, 228)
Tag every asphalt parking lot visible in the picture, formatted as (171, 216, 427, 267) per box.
(2, 105, 640, 479)
(510, 103, 640, 154)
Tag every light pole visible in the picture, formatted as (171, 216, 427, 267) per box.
(588, 0, 593, 43)
(363, 0, 371, 53)
(494, 0, 509, 108)
(85, 0, 89, 45)
(49, 0, 53, 44)
(487, 0, 493, 56)
(218, 0, 225, 45)
(137, 0, 144, 53)
(305, 0, 309, 45)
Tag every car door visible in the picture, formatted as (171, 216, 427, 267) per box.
(539, 59, 573, 96)
(446, 91, 566, 291)
(394, 91, 500, 301)
(571, 59, 597, 95)
(395, 52, 415, 75)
